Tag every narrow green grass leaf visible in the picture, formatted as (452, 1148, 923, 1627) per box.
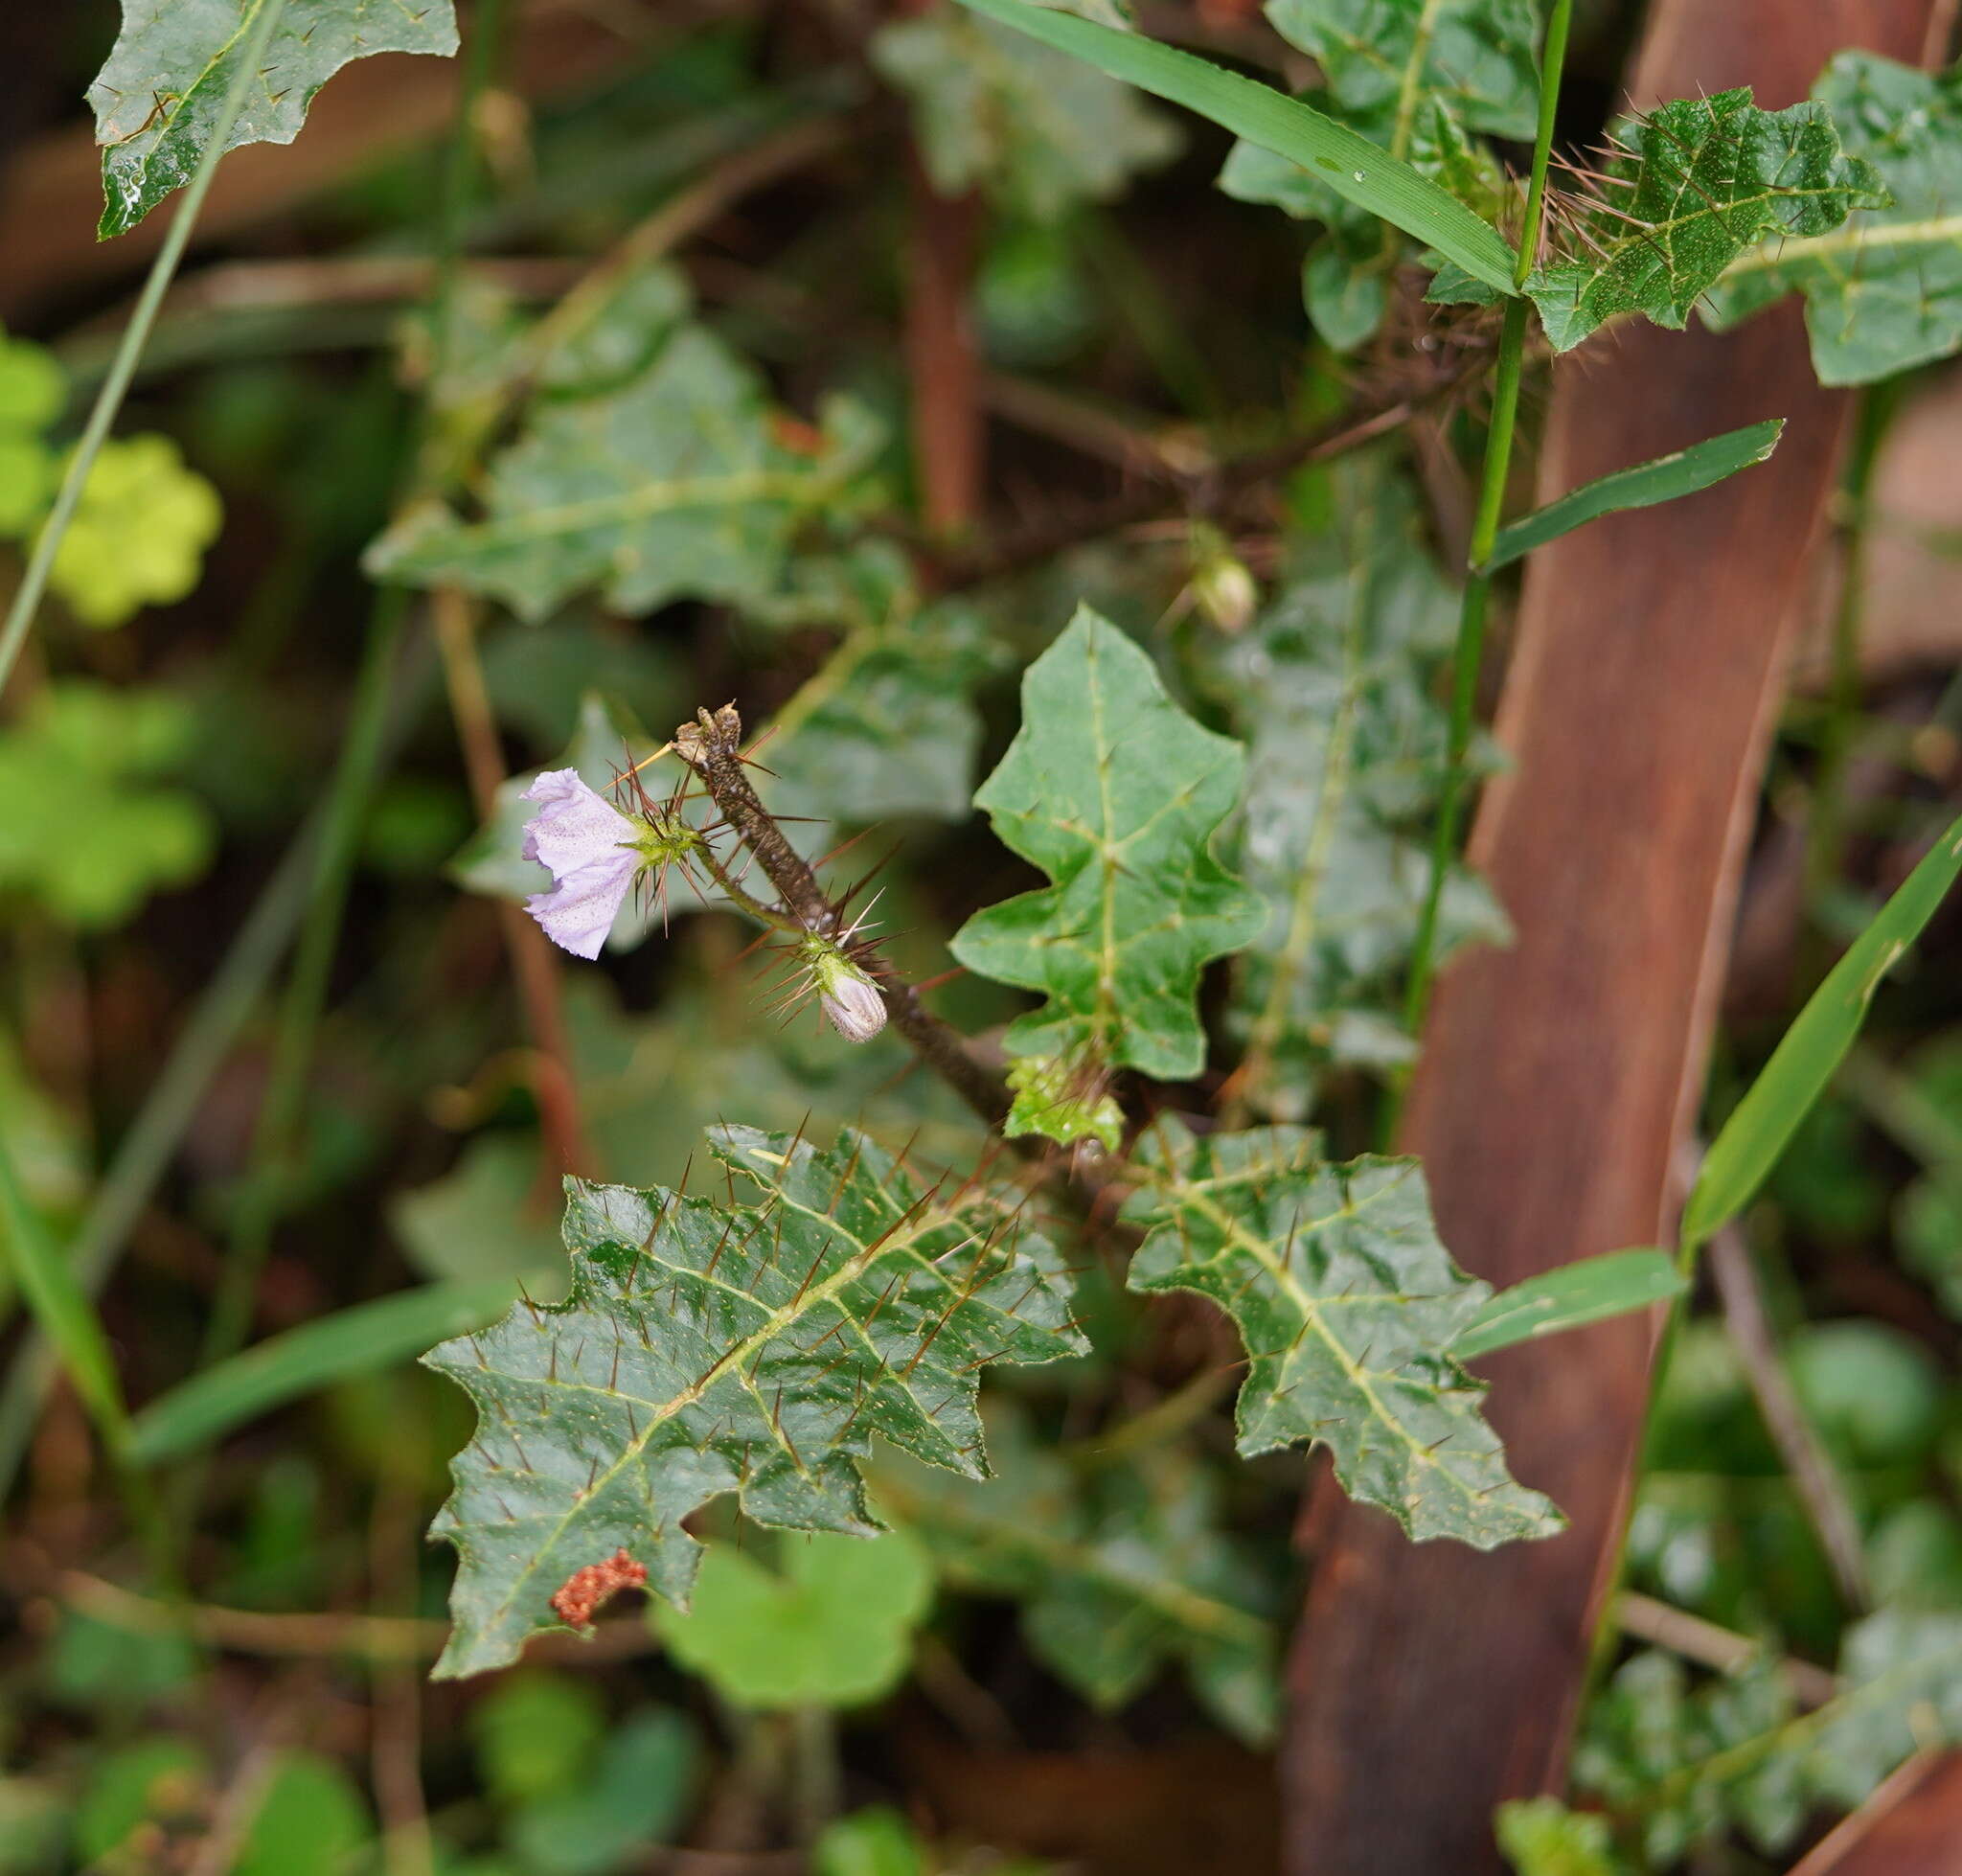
(0, 1133, 127, 1445)
(1484, 421, 1784, 572)
(1451, 1249, 1685, 1361)
(950, 0, 1519, 293)
(125, 1279, 514, 1466)
(1683, 812, 1962, 1251)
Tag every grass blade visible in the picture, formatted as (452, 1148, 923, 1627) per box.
(0, 0, 293, 696)
(0, 1132, 128, 1447)
(125, 1279, 514, 1467)
(1452, 1248, 1685, 1361)
(951, 0, 1519, 295)
(1683, 812, 1962, 1251)
(1485, 421, 1784, 572)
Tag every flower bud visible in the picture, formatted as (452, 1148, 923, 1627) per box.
(810, 946, 888, 1043)
(1192, 545, 1258, 635)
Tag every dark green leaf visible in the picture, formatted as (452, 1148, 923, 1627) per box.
(1223, 465, 1507, 1118)
(1709, 55, 1962, 383)
(1124, 1120, 1563, 1547)
(1451, 1249, 1686, 1361)
(235, 1753, 371, 1876)
(874, 1398, 1281, 1741)
(952, 0, 1520, 292)
(952, 608, 1265, 1088)
(1266, 0, 1540, 144)
(1485, 422, 1784, 571)
(1577, 1614, 1962, 1862)
(424, 1124, 1083, 1676)
(89, 0, 460, 240)
(1526, 88, 1887, 352)
(365, 327, 879, 622)
(1683, 812, 1962, 1249)
(506, 1708, 699, 1874)
(872, 11, 1180, 222)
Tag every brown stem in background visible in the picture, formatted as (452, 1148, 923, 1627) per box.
(1707, 1222, 1873, 1611)
(431, 587, 588, 1178)
(673, 706, 1011, 1128)
(903, 147, 984, 537)
(369, 1480, 436, 1876)
(932, 352, 1487, 589)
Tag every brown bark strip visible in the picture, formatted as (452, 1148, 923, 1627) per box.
(1790, 1751, 1962, 1875)
(1279, 4, 1944, 1872)
(904, 157, 985, 537)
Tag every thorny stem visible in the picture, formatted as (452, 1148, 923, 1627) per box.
(693, 840, 804, 935)
(1399, 0, 1573, 1071)
(673, 706, 1012, 1129)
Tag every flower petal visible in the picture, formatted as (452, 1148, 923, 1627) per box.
(521, 768, 637, 879)
(525, 851, 639, 960)
(519, 767, 643, 958)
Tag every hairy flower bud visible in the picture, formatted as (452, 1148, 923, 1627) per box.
(809, 945, 887, 1043)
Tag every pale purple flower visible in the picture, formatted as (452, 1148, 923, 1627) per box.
(521, 768, 641, 960)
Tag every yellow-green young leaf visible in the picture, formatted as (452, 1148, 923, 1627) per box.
(871, 11, 1180, 223)
(1707, 54, 1962, 385)
(423, 1124, 1084, 1679)
(0, 332, 65, 434)
(953, 0, 1519, 293)
(365, 326, 880, 623)
(653, 1530, 933, 1708)
(950, 607, 1266, 1085)
(44, 435, 222, 629)
(1123, 1121, 1563, 1547)
(1484, 422, 1784, 571)
(1224, 465, 1507, 1119)
(1494, 1797, 1620, 1876)
(89, 1, 459, 240)
(1683, 812, 1962, 1251)
(873, 1398, 1282, 1743)
(1527, 88, 1888, 352)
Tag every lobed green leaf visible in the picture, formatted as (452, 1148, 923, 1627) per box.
(423, 1124, 1084, 1677)
(1223, 464, 1508, 1117)
(1123, 1120, 1563, 1547)
(89, 0, 460, 240)
(950, 607, 1266, 1089)
(1707, 54, 1962, 384)
(1527, 87, 1887, 352)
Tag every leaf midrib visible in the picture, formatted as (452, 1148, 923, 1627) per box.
(1151, 1157, 1493, 1508)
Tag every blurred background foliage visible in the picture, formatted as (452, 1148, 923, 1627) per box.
(3, 0, 1962, 1871)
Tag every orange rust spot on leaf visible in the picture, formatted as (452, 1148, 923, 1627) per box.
(549, 1548, 648, 1627)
